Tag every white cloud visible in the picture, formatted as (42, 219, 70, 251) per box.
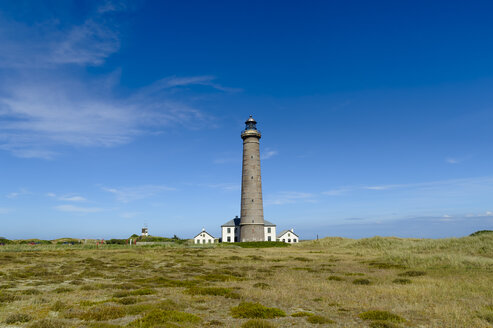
(442, 214, 451, 218)
(0, 4, 233, 159)
(261, 149, 278, 160)
(265, 191, 315, 205)
(6, 188, 30, 199)
(445, 158, 460, 164)
(323, 187, 352, 196)
(59, 195, 87, 202)
(102, 185, 175, 203)
(54, 205, 102, 213)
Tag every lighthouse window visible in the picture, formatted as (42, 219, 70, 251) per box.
(227, 228, 231, 233)
(268, 236, 271, 241)
(268, 227, 271, 233)
(288, 239, 291, 243)
(227, 236, 231, 242)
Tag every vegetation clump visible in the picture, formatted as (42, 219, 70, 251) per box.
(369, 321, 400, 328)
(392, 278, 411, 284)
(398, 270, 426, 277)
(129, 309, 202, 327)
(253, 282, 270, 289)
(78, 305, 126, 320)
(28, 319, 65, 328)
(353, 278, 371, 285)
(241, 319, 277, 328)
(327, 276, 344, 281)
(359, 310, 405, 323)
(306, 315, 334, 324)
(235, 241, 289, 248)
(231, 302, 286, 319)
(186, 287, 240, 299)
(469, 230, 493, 237)
(291, 311, 314, 317)
(5, 313, 33, 324)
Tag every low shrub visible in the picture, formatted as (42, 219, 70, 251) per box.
(241, 319, 276, 328)
(186, 287, 240, 299)
(235, 242, 289, 248)
(129, 309, 202, 327)
(5, 313, 33, 324)
(79, 305, 126, 321)
(368, 262, 405, 269)
(353, 278, 371, 285)
(253, 282, 270, 289)
(22, 289, 42, 295)
(480, 313, 493, 323)
(398, 270, 426, 277)
(327, 276, 344, 281)
(369, 321, 400, 328)
(291, 311, 314, 317)
(306, 315, 334, 324)
(116, 296, 138, 305)
(0, 292, 18, 303)
(54, 287, 73, 293)
(359, 310, 405, 323)
(231, 302, 286, 319)
(206, 319, 224, 326)
(392, 278, 411, 284)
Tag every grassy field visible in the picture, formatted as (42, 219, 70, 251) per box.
(0, 233, 492, 327)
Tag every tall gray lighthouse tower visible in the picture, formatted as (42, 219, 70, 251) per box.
(240, 115, 265, 242)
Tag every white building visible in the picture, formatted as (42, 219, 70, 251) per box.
(141, 227, 149, 237)
(221, 216, 276, 242)
(194, 229, 216, 244)
(277, 229, 299, 243)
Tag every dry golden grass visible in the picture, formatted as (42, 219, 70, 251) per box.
(0, 233, 492, 327)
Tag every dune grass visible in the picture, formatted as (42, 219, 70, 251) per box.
(0, 234, 491, 327)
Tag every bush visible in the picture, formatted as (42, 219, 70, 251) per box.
(353, 278, 371, 285)
(105, 239, 128, 245)
(129, 309, 201, 327)
(241, 319, 276, 328)
(186, 287, 240, 299)
(79, 305, 126, 320)
(306, 315, 334, 324)
(291, 311, 314, 317)
(327, 276, 344, 281)
(470, 230, 493, 237)
(5, 313, 32, 324)
(359, 310, 405, 323)
(235, 242, 289, 248)
(231, 302, 286, 319)
(398, 270, 426, 277)
(392, 278, 411, 284)
(253, 282, 270, 289)
(369, 321, 400, 328)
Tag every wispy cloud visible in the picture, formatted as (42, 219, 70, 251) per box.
(323, 187, 352, 196)
(54, 205, 102, 213)
(261, 148, 278, 160)
(0, 3, 234, 159)
(6, 188, 30, 199)
(265, 191, 315, 205)
(102, 185, 175, 203)
(445, 158, 460, 164)
(47, 193, 87, 202)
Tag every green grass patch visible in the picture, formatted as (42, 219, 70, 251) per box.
(113, 288, 156, 298)
(185, 287, 240, 299)
(231, 302, 286, 319)
(359, 310, 405, 323)
(291, 311, 314, 317)
(392, 278, 411, 284)
(28, 319, 65, 328)
(5, 313, 33, 324)
(241, 319, 277, 328)
(129, 309, 202, 327)
(77, 304, 126, 321)
(398, 270, 426, 277)
(235, 242, 289, 248)
(253, 282, 270, 289)
(306, 315, 334, 324)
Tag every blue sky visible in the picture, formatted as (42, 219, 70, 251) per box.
(1, 0, 492, 240)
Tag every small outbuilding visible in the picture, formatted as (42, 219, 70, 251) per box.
(194, 229, 216, 244)
(277, 229, 299, 243)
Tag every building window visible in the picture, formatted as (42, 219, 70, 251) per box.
(227, 228, 231, 233)
(288, 233, 290, 237)
(208, 239, 211, 243)
(282, 239, 285, 242)
(202, 234, 205, 237)
(202, 239, 205, 244)
(252, 199, 254, 202)
(294, 239, 297, 242)
(288, 239, 291, 243)
(268, 236, 271, 241)
(267, 227, 271, 233)
(227, 236, 231, 242)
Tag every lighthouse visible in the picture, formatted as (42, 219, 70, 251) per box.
(239, 115, 265, 242)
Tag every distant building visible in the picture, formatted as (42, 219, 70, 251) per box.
(141, 227, 149, 237)
(194, 229, 216, 244)
(221, 216, 276, 242)
(277, 229, 299, 243)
